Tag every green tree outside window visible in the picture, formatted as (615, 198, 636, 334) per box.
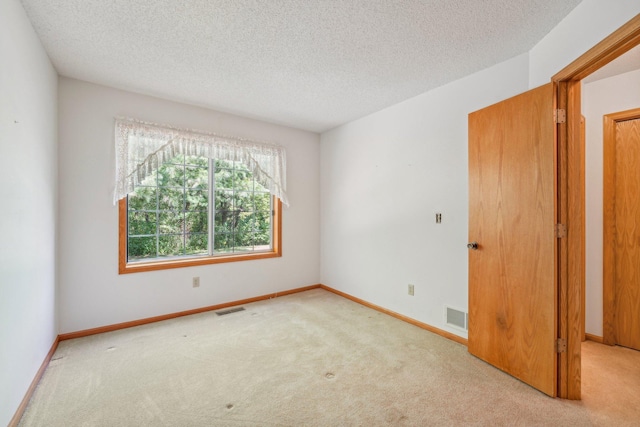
(127, 155, 272, 261)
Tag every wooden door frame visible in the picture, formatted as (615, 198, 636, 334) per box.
(552, 13, 640, 400)
(580, 115, 586, 344)
(603, 108, 640, 345)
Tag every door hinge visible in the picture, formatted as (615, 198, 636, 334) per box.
(555, 224, 567, 238)
(554, 109, 566, 124)
(556, 338, 567, 353)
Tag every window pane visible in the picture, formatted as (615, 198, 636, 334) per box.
(255, 210, 271, 228)
(128, 236, 157, 260)
(233, 168, 253, 191)
(157, 164, 185, 187)
(185, 166, 208, 189)
(214, 168, 233, 189)
(255, 211, 272, 246)
(234, 191, 253, 212)
(158, 234, 184, 257)
(214, 232, 233, 252)
(254, 233, 270, 248)
(185, 189, 208, 211)
(215, 159, 233, 170)
(236, 212, 254, 234)
(185, 211, 207, 233)
(253, 193, 271, 211)
(128, 211, 157, 235)
(159, 187, 184, 211)
(215, 190, 233, 212)
(167, 154, 185, 164)
(215, 211, 235, 233)
(186, 233, 208, 255)
(128, 187, 157, 211)
(124, 154, 275, 266)
(159, 212, 183, 234)
(212, 161, 272, 255)
(185, 156, 208, 167)
(234, 232, 254, 251)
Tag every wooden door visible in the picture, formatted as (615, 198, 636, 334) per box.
(468, 83, 557, 397)
(604, 111, 640, 350)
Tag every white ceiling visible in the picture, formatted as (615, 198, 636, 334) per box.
(21, 0, 582, 133)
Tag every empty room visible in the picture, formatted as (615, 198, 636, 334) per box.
(2, 0, 640, 425)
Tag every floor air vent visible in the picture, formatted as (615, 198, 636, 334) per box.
(216, 307, 245, 316)
(445, 306, 468, 331)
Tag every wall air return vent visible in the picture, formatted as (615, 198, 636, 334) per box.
(444, 305, 468, 331)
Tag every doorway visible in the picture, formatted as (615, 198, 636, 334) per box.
(582, 59, 640, 347)
(554, 14, 640, 399)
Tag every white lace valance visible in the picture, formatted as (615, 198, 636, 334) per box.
(113, 117, 288, 206)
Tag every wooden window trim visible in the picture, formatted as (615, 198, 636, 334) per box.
(119, 197, 282, 274)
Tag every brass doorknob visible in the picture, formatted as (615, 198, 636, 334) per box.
(467, 242, 479, 250)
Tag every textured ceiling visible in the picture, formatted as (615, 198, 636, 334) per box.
(21, 0, 581, 132)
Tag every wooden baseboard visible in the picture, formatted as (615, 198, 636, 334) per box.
(13, 285, 321, 424)
(9, 336, 60, 427)
(59, 282, 467, 346)
(585, 333, 604, 344)
(58, 284, 322, 341)
(319, 285, 468, 346)
(14, 283, 467, 424)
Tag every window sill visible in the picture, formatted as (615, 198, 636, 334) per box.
(119, 249, 281, 274)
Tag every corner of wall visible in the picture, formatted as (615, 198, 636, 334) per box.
(0, 0, 59, 424)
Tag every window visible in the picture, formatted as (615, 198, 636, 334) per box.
(119, 155, 281, 273)
(115, 118, 286, 274)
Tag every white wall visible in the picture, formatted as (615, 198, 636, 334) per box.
(318, 1, 640, 340)
(3, 2, 637, 420)
(529, 0, 640, 88)
(527, 0, 640, 337)
(320, 54, 530, 338)
(58, 77, 320, 333)
(583, 69, 640, 337)
(0, 0, 58, 424)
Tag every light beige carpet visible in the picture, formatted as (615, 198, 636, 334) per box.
(581, 340, 640, 426)
(18, 289, 637, 426)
